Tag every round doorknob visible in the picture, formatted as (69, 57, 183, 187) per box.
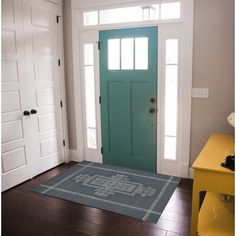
(23, 110, 30, 116)
(30, 109, 37, 114)
(150, 98, 155, 103)
(149, 108, 155, 113)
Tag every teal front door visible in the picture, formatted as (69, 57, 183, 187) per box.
(99, 27, 157, 172)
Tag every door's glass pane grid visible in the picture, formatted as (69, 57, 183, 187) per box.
(108, 37, 148, 71)
(84, 11, 98, 26)
(121, 38, 134, 70)
(164, 39, 178, 160)
(161, 2, 180, 20)
(135, 37, 148, 70)
(83, 43, 97, 149)
(108, 39, 120, 70)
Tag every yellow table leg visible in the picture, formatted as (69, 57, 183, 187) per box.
(191, 182, 200, 236)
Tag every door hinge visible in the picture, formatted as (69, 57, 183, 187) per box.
(97, 41, 100, 50)
(56, 15, 60, 23)
(60, 100, 63, 107)
(99, 96, 101, 104)
(58, 59, 61, 66)
(63, 139, 65, 146)
(101, 147, 103, 154)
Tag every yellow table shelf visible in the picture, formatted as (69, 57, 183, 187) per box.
(190, 133, 235, 236)
(198, 192, 234, 236)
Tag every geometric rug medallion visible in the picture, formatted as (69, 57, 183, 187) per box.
(33, 161, 181, 223)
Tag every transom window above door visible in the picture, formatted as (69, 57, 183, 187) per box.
(83, 1, 181, 26)
(108, 37, 148, 70)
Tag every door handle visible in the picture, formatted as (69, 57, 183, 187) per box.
(30, 109, 37, 114)
(150, 98, 155, 103)
(23, 110, 30, 116)
(149, 108, 155, 113)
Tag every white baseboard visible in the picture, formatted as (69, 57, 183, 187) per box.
(84, 156, 102, 163)
(179, 162, 189, 178)
(188, 167, 194, 179)
(64, 149, 71, 163)
(69, 149, 83, 162)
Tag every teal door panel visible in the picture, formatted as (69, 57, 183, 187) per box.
(99, 27, 157, 172)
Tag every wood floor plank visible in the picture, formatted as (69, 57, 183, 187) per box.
(166, 231, 185, 236)
(2, 162, 193, 236)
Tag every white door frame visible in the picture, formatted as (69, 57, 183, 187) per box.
(71, 0, 193, 178)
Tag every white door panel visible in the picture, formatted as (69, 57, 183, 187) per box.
(1, 0, 35, 191)
(2, 147, 27, 173)
(23, 0, 64, 175)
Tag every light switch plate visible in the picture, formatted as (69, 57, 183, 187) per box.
(192, 88, 209, 98)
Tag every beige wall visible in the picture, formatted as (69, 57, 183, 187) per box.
(63, 0, 77, 149)
(190, 0, 234, 164)
(63, 0, 235, 166)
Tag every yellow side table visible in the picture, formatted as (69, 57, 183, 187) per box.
(190, 133, 234, 236)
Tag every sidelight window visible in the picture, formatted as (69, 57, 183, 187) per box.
(164, 39, 178, 160)
(84, 44, 97, 149)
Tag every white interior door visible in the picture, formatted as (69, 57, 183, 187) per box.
(1, 0, 65, 191)
(23, 0, 64, 175)
(1, 0, 36, 191)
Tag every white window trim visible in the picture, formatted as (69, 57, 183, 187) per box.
(71, 0, 194, 177)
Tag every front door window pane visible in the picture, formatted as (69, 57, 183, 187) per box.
(121, 38, 134, 70)
(108, 39, 120, 70)
(135, 37, 148, 70)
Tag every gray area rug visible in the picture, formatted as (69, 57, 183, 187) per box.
(33, 161, 180, 223)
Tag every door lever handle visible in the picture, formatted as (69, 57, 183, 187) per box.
(23, 110, 30, 116)
(30, 109, 37, 114)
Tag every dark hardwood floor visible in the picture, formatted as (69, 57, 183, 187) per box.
(2, 162, 193, 236)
